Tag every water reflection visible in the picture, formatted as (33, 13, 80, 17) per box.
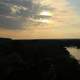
(67, 47, 80, 61)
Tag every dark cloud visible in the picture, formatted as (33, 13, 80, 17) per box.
(0, 0, 53, 30)
(0, 0, 37, 16)
(0, 0, 41, 29)
(0, 3, 11, 15)
(0, 16, 26, 29)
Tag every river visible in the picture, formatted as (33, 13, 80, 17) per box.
(67, 47, 80, 63)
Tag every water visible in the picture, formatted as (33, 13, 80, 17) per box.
(67, 47, 80, 61)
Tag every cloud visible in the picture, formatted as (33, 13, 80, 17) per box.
(0, 0, 41, 29)
(0, 16, 26, 29)
(0, 0, 80, 39)
(20, 0, 80, 39)
(0, 0, 55, 30)
(0, 3, 11, 15)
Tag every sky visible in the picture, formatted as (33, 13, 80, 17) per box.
(0, 0, 80, 39)
(69, 0, 80, 15)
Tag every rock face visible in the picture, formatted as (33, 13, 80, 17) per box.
(0, 38, 79, 80)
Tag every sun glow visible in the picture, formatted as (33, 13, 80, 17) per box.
(39, 11, 53, 16)
(36, 19, 50, 23)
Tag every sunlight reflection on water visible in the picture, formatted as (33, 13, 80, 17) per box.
(67, 47, 80, 61)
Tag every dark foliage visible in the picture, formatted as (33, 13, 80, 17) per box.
(0, 38, 80, 80)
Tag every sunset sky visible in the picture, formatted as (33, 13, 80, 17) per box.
(0, 0, 80, 39)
